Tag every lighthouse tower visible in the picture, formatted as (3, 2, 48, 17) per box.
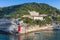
(17, 24, 21, 33)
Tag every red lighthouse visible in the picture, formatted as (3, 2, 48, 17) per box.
(18, 25, 21, 33)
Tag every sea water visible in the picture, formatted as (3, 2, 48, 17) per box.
(0, 30, 60, 40)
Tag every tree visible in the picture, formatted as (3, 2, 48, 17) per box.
(34, 20, 45, 27)
(44, 16, 52, 24)
(21, 17, 34, 25)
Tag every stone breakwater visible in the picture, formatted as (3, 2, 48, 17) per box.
(17, 25, 54, 35)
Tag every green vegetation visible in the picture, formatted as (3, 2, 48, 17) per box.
(52, 16, 60, 21)
(44, 16, 52, 24)
(34, 20, 45, 27)
(21, 17, 34, 25)
(21, 17, 46, 27)
(0, 2, 60, 26)
(0, 2, 60, 18)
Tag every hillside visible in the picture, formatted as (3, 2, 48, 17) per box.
(0, 2, 60, 18)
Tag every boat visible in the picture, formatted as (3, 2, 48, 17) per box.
(34, 32, 41, 34)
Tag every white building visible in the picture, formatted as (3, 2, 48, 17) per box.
(33, 16, 44, 20)
(22, 11, 47, 20)
(28, 10, 39, 16)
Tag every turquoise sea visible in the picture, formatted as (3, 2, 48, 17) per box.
(0, 30, 60, 40)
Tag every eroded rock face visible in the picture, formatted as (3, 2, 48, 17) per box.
(53, 25, 60, 29)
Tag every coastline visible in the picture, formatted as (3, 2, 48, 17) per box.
(16, 29, 53, 36)
(0, 24, 60, 36)
(16, 25, 54, 36)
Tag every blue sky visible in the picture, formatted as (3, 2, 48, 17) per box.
(0, 0, 60, 9)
